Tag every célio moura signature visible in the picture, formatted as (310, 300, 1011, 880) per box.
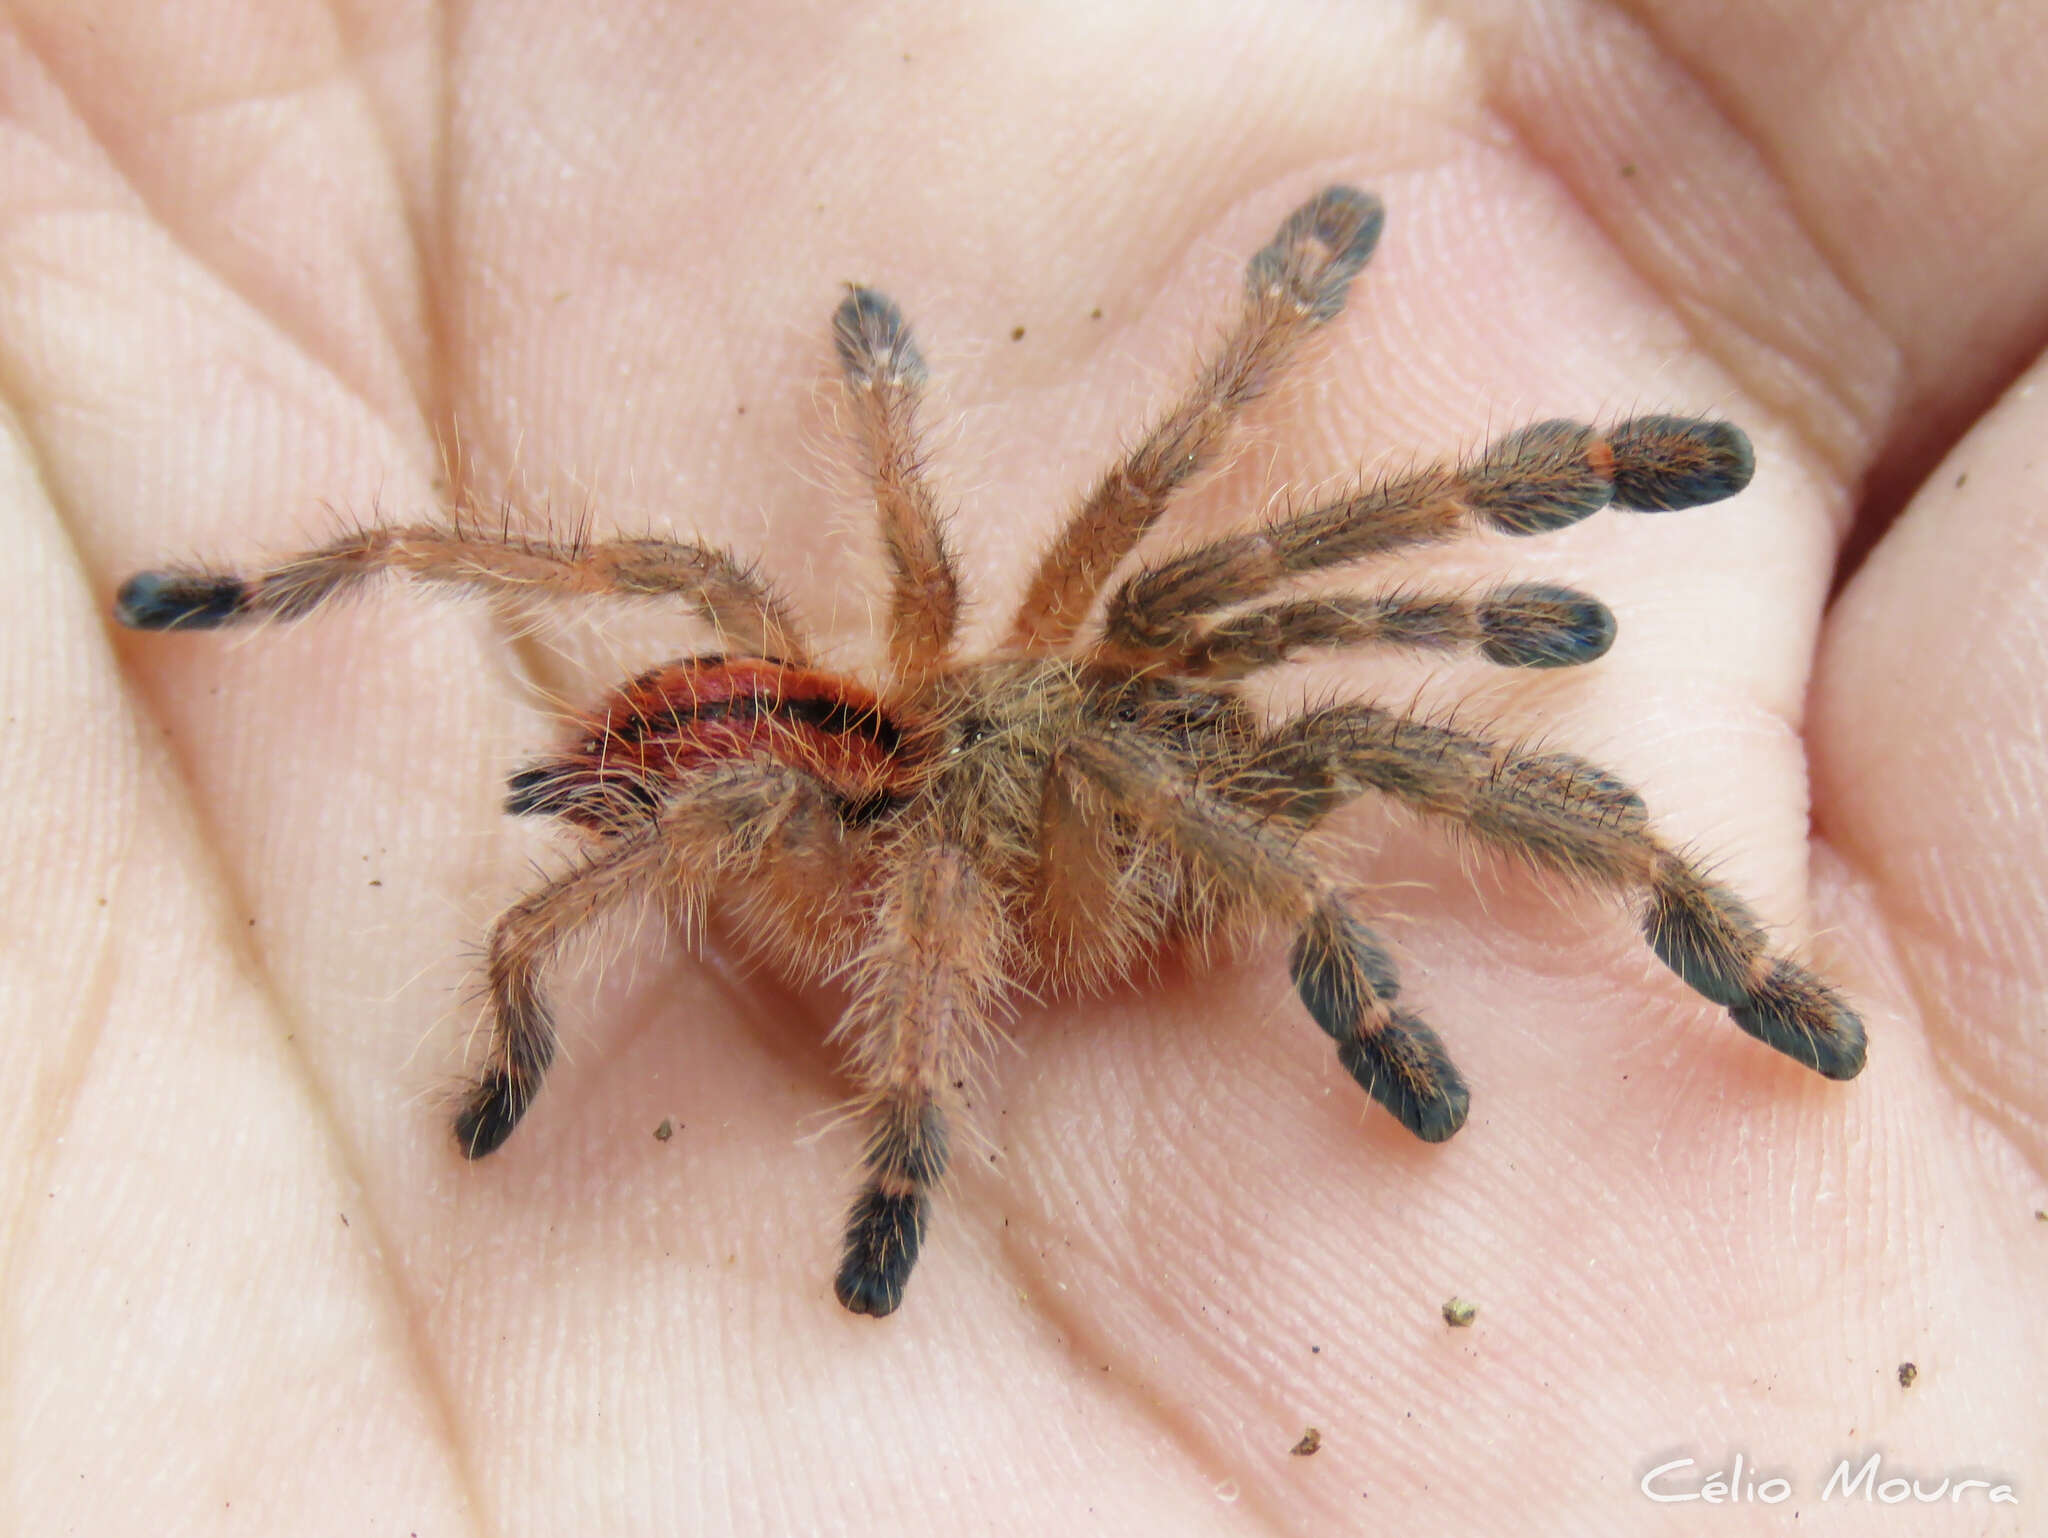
(1642, 1452, 2017, 1506)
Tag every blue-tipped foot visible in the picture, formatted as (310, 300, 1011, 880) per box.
(114, 571, 248, 630)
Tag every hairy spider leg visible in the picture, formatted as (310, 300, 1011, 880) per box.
(1097, 417, 1753, 666)
(115, 522, 811, 663)
(1006, 185, 1385, 652)
(457, 828, 666, 1157)
(1241, 704, 1865, 1079)
(1172, 581, 1618, 680)
(1030, 743, 1181, 988)
(1059, 731, 1469, 1141)
(832, 836, 1009, 1316)
(834, 287, 964, 681)
(457, 763, 860, 1156)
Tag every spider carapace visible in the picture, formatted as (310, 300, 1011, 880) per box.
(115, 187, 1866, 1316)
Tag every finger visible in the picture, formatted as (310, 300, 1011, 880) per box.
(1470, 0, 2048, 531)
(1810, 345, 2048, 1160)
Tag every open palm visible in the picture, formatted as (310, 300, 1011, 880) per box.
(10, 3, 2045, 1533)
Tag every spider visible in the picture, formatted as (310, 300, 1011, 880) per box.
(114, 186, 1866, 1317)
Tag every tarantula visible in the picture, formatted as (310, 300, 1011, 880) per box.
(115, 186, 1865, 1317)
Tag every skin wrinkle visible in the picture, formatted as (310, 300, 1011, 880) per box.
(323, 0, 449, 423)
(0, 313, 363, 1512)
(993, 956, 1454, 1534)
(0, 830, 122, 1382)
(1471, 0, 1903, 496)
(414, 0, 468, 536)
(1806, 446, 2048, 1173)
(1, 580, 487, 1529)
(0, 403, 141, 1343)
(10, 10, 429, 455)
(104, 672, 493, 1533)
(1634, 0, 2046, 504)
(2, 17, 489, 1531)
(1852, 856, 2048, 1180)
(383, 39, 681, 1482)
(1020, 1273, 1303, 1538)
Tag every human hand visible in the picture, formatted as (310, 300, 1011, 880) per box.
(10, 2, 2045, 1532)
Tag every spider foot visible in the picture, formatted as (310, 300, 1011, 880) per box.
(1645, 872, 1866, 1078)
(1247, 185, 1385, 323)
(114, 570, 250, 629)
(1608, 416, 1755, 511)
(1729, 958, 1867, 1080)
(1289, 906, 1468, 1141)
(452, 1069, 531, 1159)
(1478, 583, 1616, 668)
(832, 286, 926, 388)
(834, 1185, 928, 1317)
(1335, 1014, 1470, 1143)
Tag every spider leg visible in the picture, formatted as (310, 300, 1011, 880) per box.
(833, 288, 963, 681)
(1030, 752, 1175, 988)
(454, 763, 849, 1156)
(115, 523, 811, 662)
(455, 830, 664, 1158)
(1240, 704, 1867, 1079)
(1165, 582, 1616, 680)
(1006, 186, 1385, 652)
(833, 835, 1007, 1317)
(1059, 731, 1469, 1142)
(1098, 416, 1752, 664)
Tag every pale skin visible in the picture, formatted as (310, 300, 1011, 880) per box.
(6, 1, 2047, 1533)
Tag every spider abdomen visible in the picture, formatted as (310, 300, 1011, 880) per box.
(507, 656, 921, 831)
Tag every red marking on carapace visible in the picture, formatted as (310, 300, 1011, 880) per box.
(563, 657, 923, 809)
